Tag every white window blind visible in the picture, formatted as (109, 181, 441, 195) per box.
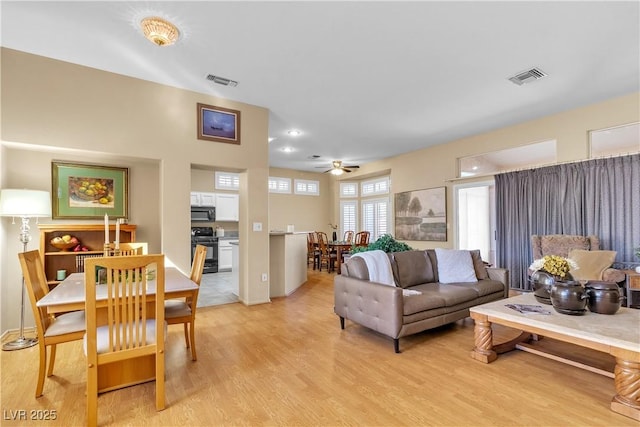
(362, 197, 389, 240)
(340, 200, 357, 237)
(340, 182, 358, 198)
(294, 179, 319, 196)
(215, 171, 240, 190)
(268, 177, 291, 194)
(361, 177, 390, 196)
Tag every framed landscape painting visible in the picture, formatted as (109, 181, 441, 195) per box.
(51, 162, 128, 219)
(197, 103, 241, 144)
(394, 186, 446, 241)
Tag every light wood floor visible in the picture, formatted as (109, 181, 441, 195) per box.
(1, 268, 636, 426)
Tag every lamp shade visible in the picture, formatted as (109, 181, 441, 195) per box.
(0, 189, 51, 217)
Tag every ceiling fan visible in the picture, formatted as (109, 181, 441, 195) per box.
(319, 160, 360, 175)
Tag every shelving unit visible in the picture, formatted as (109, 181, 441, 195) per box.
(38, 224, 136, 289)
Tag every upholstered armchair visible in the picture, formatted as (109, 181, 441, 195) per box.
(531, 234, 626, 283)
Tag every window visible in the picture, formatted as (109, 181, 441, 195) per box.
(362, 197, 389, 240)
(458, 140, 556, 178)
(361, 177, 390, 196)
(215, 171, 240, 190)
(294, 179, 319, 196)
(268, 177, 291, 194)
(340, 182, 358, 198)
(340, 200, 357, 237)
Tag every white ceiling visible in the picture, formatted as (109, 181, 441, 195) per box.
(1, 1, 639, 172)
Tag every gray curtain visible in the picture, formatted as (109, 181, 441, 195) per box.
(495, 154, 640, 290)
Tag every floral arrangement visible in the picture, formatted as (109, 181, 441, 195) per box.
(529, 255, 578, 278)
(635, 246, 640, 260)
(328, 223, 338, 230)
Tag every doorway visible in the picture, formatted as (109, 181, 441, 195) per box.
(454, 181, 496, 265)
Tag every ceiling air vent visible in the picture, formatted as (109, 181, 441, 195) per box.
(206, 74, 238, 87)
(508, 67, 547, 86)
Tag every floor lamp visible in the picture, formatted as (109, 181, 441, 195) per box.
(0, 189, 51, 351)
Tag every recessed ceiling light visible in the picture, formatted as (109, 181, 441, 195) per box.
(287, 130, 301, 136)
(268, 137, 276, 143)
(282, 147, 294, 153)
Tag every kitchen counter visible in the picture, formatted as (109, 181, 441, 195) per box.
(269, 233, 307, 297)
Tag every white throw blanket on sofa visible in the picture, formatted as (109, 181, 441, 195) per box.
(352, 250, 395, 286)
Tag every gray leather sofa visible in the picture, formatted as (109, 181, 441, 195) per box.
(334, 249, 509, 352)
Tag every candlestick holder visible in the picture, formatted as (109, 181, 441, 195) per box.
(113, 248, 121, 256)
(103, 243, 111, 257)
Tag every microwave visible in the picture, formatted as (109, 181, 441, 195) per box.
(191, 207, 215, 222)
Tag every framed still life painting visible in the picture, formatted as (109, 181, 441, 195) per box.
(51, 162, 129, 219)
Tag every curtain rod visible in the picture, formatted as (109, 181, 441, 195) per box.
(446, 151, 639, 183)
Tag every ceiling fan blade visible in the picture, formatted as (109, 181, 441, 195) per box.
(343, 165, 360, 169)
(342, 168, 353, 173)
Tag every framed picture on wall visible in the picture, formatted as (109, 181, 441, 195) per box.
(394, 186, 446, 241)
(197, 103, 241, 144)
(51, 161, 129, 219)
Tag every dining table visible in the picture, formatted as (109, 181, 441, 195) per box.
(37, 267, 199, 393)
(328, 241, 353, 274)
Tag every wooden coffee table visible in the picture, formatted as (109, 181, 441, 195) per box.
(469, 293, 640, 421)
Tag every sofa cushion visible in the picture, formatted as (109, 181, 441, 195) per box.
(470, 250, 489, 280)
(390, 251, 435, 289)
(447, 279, 506, 297)
(435, 249, 477, 284)
(344, 256, 370, 281)
(402, 283, 479, 315)
(569, 249, 616, 280)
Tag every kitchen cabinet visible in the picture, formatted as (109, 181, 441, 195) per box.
(39, 224, 136, 289)
(190, 191, 216, 207)
(218, 239, 238, 271)
(215, 193, 239, 221)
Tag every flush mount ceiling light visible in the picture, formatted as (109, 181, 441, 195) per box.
(287, 129, 301, 136)
(140, 17, 180, 46)
(206, 74, 238, 87)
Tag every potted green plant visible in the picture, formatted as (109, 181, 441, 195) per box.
(635, 246, 640, 273)
(351, 234, 413, 254)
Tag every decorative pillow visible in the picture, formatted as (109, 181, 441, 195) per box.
(568, 249, 616, 281)
(434, 248, 478, 284)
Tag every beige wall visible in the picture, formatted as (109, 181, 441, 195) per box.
(337, 92, 640, 250)
(267, 167, 334, 234)
(1, 48, 271, 334)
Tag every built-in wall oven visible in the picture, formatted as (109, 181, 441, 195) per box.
(191, 226, 218, 273)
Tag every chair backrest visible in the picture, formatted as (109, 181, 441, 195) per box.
(118, 242, 148, 256)
(343, 231, 354, 244)
(316, 231, 328, 246)
(355, 231, 370, 246)
(308, 232, 318, 245)
(190, 245, 207, 286)
(84, 255, 165, 357)
(317, 236, 330, 256)
(19, 250, 51, 340)
(531, 234, 599, 259)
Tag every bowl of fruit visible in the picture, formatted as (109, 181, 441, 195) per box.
(50, 235, 79, 251)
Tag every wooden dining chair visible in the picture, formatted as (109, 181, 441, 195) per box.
(307, 232, 320, 269)
(355, 231, 371, 247)
(19, 250, 86, 398)
(84, 255, 165, 426)
(164, 244, 205, 361)
(317, 233, 337, 272)
(343, 230, 354, 244)
(118, 242, 148, 255)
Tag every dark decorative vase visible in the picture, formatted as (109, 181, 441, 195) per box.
(530, 271, 555, 304)
(332, 231, 337, 242)
(585, 281, 625, 314)
(550, 280, 588, 315)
